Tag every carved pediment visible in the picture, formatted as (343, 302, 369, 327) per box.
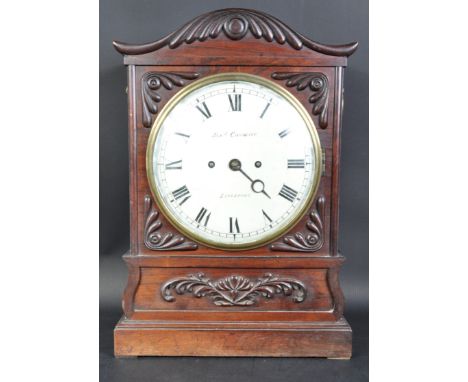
(113, 8, 357, 57)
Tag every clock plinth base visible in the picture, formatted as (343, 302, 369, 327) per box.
(114, 317, 352, 358)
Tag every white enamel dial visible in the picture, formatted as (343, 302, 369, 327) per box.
(147, 74, 321, 250)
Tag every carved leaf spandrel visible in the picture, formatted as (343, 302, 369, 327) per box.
(271, 72, 329, 129)
(161, 273, 307, 306)
(270, 195, 325, 252)
(144, 195, 198, 251)
(142, 72, 200, 128)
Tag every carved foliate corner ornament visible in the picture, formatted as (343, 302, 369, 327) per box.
(270, 196, 325, 252)
(161, 273, 307, 306)
(144, 195, 198, 250)
(142, 72, 200, 128)
(271, 72, 329, 129)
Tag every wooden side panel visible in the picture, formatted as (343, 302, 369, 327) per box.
(127, 65, 139, 254)
(330, 66, 344, 255)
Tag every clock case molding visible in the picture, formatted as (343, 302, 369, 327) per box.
(113, 8, 357, 358)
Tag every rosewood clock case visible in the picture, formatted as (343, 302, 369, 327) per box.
(112, 8, 358, 358)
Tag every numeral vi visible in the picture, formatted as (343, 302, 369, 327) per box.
(229, 217, 240, 233)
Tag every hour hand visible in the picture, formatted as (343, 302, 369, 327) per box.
(229, 159, 271, 199)
(251, 179, 271, 199)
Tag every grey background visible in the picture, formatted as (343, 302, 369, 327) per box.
(100, 0, 368, 381)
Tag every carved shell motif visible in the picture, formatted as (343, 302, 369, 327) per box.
(166, 9, 307, 48)
(144, 195, 198, 251)
(271, 72, 329, 129)
(161, 273, 307, 306)
(141, 72, 199, 128)
(270, 196, 325, 252)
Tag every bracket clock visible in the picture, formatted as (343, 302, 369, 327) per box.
(113, 8, 358, 358)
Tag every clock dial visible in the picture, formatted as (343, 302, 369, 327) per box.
(147, 73, 321, 250)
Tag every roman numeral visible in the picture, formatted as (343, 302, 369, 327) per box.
(278, 184, 298, 202)
(165, 160, 182, 170)
(195, 207, 211, 226)
(228, 94, 241, 111)
(175, 132, 190, 139)
(278, 129, 290, 138)
(229, 217, 240, 233)
(172, 185, 191, 205)
(196, 101, 212, 119)
(287, 159, 305, 168)
(260, 101, 271, 119)
(262, 209, 273, 227)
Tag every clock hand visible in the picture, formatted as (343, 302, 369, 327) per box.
(228, 159, 271, 199)
(251, 179, 271, 199)
(238, 168, 253, 182)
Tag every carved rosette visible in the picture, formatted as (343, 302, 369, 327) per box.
(161, 273, 307, 306)
(271, 72, 329, 129)
(270, 196, 325, 252)
(142, 72, 200, 128)
(144, 195, 198, 251)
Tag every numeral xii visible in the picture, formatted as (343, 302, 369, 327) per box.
(228, 94, 241, 111)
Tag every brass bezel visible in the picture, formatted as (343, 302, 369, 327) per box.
(146, 73, 322, 251)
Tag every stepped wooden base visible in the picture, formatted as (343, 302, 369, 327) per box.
(114, 317, 352, 358)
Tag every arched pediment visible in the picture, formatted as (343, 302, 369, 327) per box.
(113, 8, 358, 58)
